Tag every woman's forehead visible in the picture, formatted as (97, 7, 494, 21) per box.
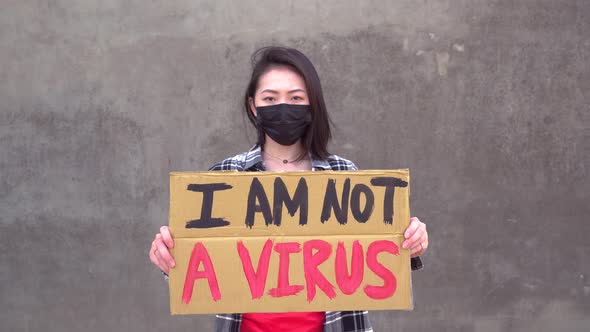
(257, 66, 307, 93)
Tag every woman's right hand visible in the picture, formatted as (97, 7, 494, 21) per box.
(149, 226, 176, 274)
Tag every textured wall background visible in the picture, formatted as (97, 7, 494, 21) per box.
(1, 1, 588, 331)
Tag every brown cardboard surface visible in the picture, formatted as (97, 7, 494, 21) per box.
(169, 170, 412, 314)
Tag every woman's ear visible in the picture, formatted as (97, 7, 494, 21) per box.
(248, 97, 257, 117)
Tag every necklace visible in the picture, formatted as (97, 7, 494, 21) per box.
(263, 151, 308, 164)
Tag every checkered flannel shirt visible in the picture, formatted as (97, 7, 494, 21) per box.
(208, 145, 423, 332)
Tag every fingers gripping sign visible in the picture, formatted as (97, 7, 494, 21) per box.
(149, 226, 176, 274)
(402, 217, 428, 258)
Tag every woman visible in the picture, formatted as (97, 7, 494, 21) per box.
(149, 46, 429, 332)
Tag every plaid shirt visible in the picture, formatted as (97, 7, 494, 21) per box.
(208, 145, 423, 332)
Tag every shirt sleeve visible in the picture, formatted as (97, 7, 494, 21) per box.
(411, 256, 423, 271)
(215, 314, 242, 331)
(323, 311, 373, 332)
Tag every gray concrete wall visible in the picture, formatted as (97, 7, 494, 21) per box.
(1, 1, 588, 331)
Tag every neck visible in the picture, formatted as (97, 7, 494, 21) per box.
(262, 136, 306, 161)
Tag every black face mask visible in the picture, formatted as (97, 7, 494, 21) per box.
(255, 103, 312, 146)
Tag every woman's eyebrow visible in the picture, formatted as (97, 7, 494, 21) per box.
(288, 88, 306, 94)
(260, 89, 278, 94)
(260, 88, 306, 94)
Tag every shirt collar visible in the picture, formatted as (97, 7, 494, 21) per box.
(311, 158, 331, 170)
(244, 145, 332, 171)
(243, 145, 264, 170)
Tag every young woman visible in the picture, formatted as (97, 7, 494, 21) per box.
(149, 47, 429, 332)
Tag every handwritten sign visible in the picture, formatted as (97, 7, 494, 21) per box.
(168, 170, 412, 314)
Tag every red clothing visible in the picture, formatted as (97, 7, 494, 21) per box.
(241, 312, 324, 332)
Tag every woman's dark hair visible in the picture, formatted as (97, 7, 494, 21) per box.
(244, 46, 331, 160)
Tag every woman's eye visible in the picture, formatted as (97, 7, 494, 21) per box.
(292, 96, 303, 101)
(263, 97, 275, 102)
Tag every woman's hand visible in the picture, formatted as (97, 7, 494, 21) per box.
(149, 226, 176, 274)
(402, 217, 428, 258)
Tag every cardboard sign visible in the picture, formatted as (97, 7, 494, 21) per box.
(168, 170, 412, 314)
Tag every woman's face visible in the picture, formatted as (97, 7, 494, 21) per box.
(250, 66, 309, 116)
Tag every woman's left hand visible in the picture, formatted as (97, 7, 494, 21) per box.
(402, 217, 428, 258)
